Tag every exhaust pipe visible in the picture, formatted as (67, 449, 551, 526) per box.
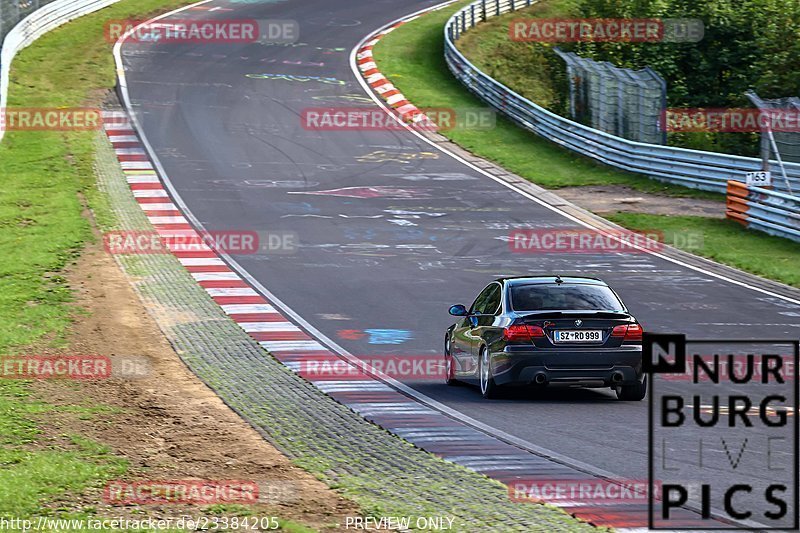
(611, 372, 624, 384)
(534, 373, 547, 385)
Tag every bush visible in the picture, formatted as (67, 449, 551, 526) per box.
(571, 0, 800, 155)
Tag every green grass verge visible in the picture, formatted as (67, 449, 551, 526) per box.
(2, 0, 190, 529)
(372, 1, 800, 288)
(0, 381, 128, 525)
(454, 0, 582, 113)
(0, 0, 198, 354)
(606, 213, 800, 288)
(373, 1, 718, 198)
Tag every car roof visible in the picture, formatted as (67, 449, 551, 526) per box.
(497, 276, 608, 287)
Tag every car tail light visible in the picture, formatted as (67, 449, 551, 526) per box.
(626, 324, 643, 341)
(503, 325, 545, 341)
(612, 324, 643, 341)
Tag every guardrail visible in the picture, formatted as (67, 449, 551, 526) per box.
(0, 0, 122, 144)
(726, 181, 800, 243)
(443, 0, 800, 196)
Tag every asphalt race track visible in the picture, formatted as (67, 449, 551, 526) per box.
(120, 0, 800, 521)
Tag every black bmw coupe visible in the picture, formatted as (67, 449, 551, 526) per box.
(445, 276, 645, 400)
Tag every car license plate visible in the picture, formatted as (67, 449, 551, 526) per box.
(554, 330, 602, 343)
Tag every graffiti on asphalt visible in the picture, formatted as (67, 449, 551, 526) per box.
(355, 150, 439, 164)
(246, 73, 346, 85)
(337, 329, 414, 344)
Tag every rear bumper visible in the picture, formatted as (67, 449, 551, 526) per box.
(491, 345, 643, 387)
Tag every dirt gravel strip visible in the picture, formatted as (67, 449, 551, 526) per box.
(95, 108, 600, 531)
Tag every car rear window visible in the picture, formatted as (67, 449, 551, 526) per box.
(509, 284, 624, 312)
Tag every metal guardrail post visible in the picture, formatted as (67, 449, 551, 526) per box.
(646, 67, 667, 145)
(725, 180, 749, 225)
(747, 91, 796, 194)
(767, 129, 794, 196)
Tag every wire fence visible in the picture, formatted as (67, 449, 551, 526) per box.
(554, 48, 666, 145)
(747, 91, 800, 165)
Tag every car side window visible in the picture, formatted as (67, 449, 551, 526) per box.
(469, 284, 494, 315)
(470, 284, 501, 315)
(485, 285, 502, 315)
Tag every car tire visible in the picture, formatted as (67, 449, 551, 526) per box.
(479, 346, 500, 399)
(616, 375, 647, 401)
(444, 336, 459, 386)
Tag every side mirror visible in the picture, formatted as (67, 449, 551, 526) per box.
(449, 304, 469, 317)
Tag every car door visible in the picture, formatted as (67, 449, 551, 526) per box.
(466, 283, 502, 377)
(451, 283, 496, 377)
(449, 311, 472, 375)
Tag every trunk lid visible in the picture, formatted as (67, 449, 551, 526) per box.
(516, 310, 633, 348)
